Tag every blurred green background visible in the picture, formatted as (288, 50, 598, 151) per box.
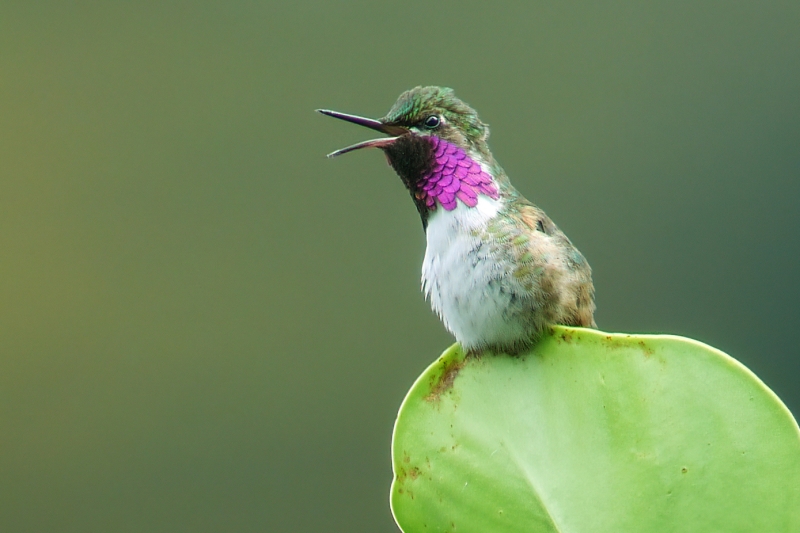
(1, 2, 798, 531)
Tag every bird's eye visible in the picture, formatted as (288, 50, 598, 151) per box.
(423, 115, 440, 129)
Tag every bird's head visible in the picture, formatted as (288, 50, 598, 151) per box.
(319, 86, 499, 224)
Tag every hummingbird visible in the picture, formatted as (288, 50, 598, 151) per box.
(319, 86, 595, 354)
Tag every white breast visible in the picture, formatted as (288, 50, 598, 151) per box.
(421, 195, 531, 351)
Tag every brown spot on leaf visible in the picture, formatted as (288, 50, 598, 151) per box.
(602, 335, 630, 350)
(425, 358, 465, 402)
(638, 341, 655, 356)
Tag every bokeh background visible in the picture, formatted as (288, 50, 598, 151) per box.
(1, 2, 798, 531)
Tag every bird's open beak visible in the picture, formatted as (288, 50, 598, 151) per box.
(317, 109, 409, 158)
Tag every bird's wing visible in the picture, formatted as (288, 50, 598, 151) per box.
(506, 202, 597, 328)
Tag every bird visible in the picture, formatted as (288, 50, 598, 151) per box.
(318, 86, 595, 354)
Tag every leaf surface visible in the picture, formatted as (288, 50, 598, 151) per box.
(391, 327, 800, 532)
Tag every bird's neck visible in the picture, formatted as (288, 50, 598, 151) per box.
(386, 135, 505, 229)
(415, 136, 500, 211)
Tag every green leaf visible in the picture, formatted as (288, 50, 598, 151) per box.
(390, 326, 800, 533)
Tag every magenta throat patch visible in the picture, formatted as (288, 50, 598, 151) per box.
(417, 136, 499, 211)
